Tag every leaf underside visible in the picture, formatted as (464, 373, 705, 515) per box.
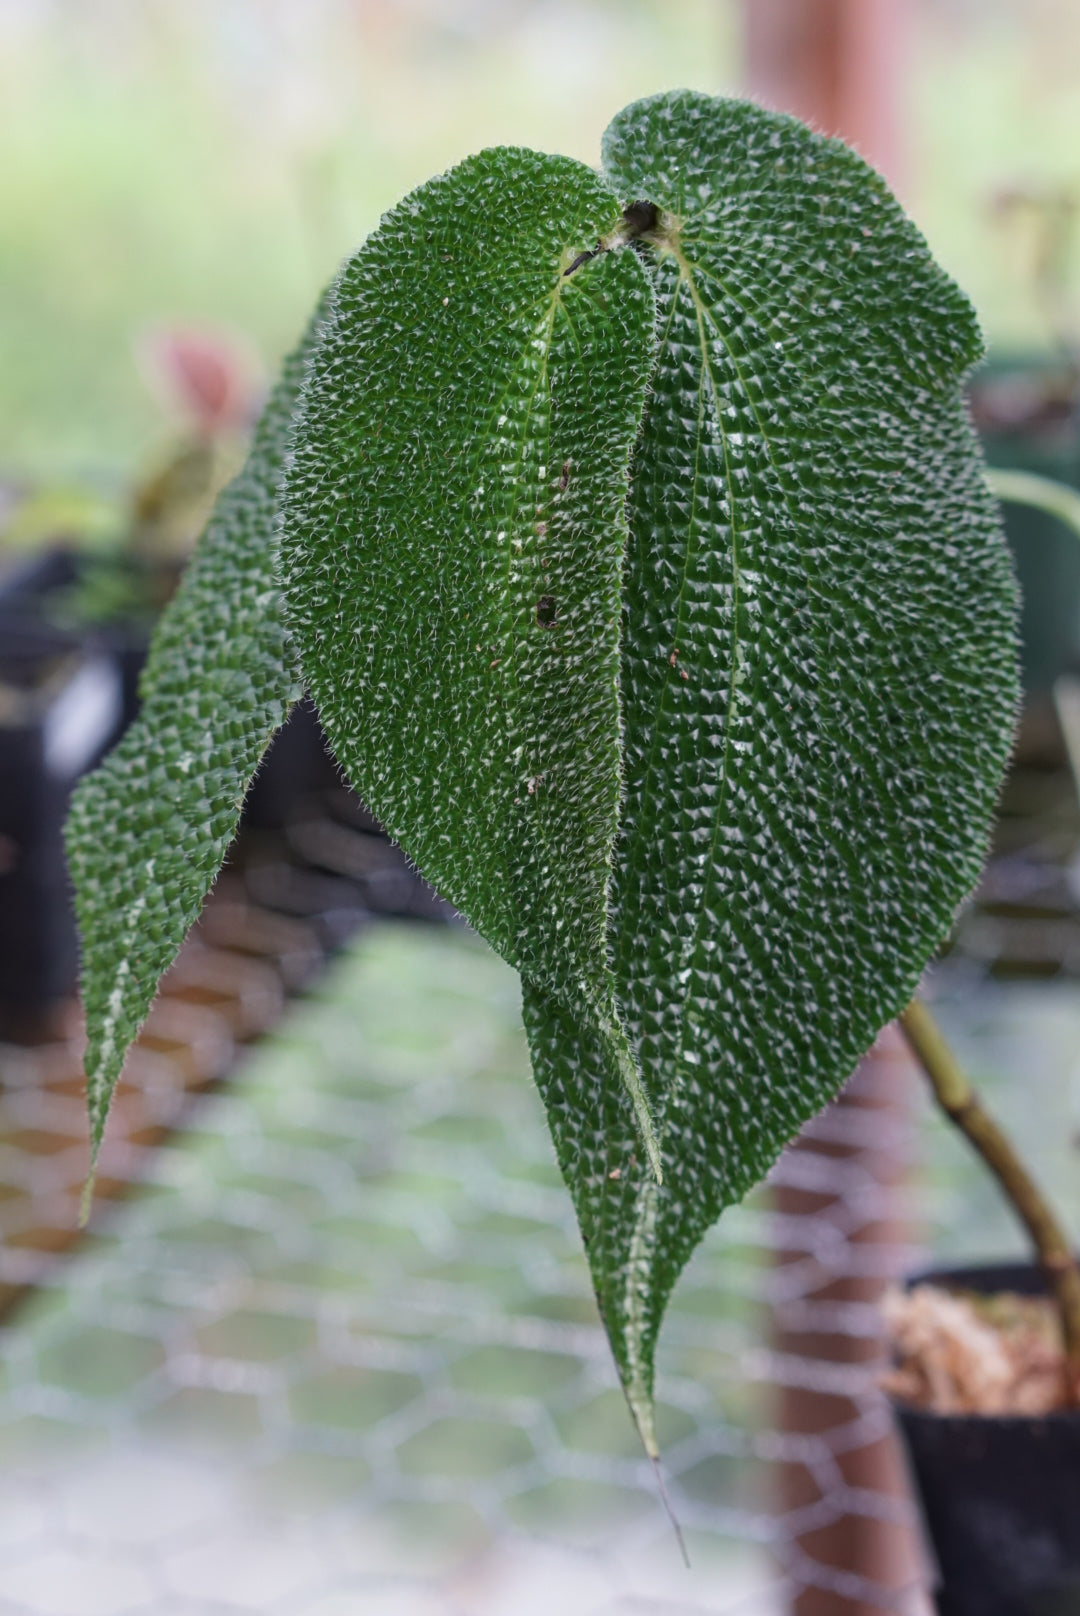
(523, 92, 1019, 1450)
(279, 147, 659, 1162)
(64, 313, 324, 1156)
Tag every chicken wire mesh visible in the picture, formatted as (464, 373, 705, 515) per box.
(0, 740, 1077, 1616)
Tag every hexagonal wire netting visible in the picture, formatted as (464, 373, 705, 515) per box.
(0, 743, 1078, 1616)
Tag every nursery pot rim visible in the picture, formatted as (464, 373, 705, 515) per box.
(888, 1256, 1080, 1426)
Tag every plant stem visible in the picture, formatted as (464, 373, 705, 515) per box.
(899, 997, 1080, 1404)
(986, 466, 1080, 543)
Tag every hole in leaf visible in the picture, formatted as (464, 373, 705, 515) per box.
(535, 596, 558, 629)
(621, 200, 659, 238)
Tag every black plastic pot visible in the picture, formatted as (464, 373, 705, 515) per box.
(0, 548, 146, 1022)
(0, 623, 123, 1021)
(892, 1260, 1080, 1616)
(241, 696, 341, 832)
(0, 546, 163, 732)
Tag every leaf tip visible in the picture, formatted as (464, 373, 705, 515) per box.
(82, 1046, 121, 1217)
(625, 1385, 689, 1561)
(78, 1160, 98, 1229)
(650, 1454, 691, 1568)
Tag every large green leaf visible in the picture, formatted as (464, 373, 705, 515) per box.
(523, 92, 1020, 1451)
(279, 148, 660, 1167)
(65, 312, 323, 1166)
(65, 97, 1019, 1460)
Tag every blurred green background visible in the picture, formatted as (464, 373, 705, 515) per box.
(3, 0, 1080, 490)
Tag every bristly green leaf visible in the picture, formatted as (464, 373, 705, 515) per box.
(65, 97, 1020, 1455)
(65, 312, 324, 1167)
(279, 148, 660, 1168)
(523, 92, 1020, 1451)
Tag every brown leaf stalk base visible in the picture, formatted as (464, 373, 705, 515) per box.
(899, 998, 1080, 1407)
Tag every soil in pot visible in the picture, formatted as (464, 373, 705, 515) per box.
(886, 1261, 1080, 1616)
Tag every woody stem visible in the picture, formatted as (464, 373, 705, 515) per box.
(899, 997, 1080, 1405)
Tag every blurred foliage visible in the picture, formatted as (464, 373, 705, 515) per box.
(914, 0, 1080, 355)
(3, 0, 1080, 488)
(1, 485, 123, 554)
(44, 553, 179, 631)
(0, 0, 730, 484)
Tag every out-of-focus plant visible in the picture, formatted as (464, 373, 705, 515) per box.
(131, 325, 262, 561)
(2, 326, 261, 633)
(991, 181, 1080, 366)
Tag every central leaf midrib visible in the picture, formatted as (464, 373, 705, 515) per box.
(657, 254, 750, 1138)
(613, 272, 709, 1004)
(623, 235, 876, 1162)
(491, 272, 567, 971)
(485, 235, 627, 1013)
(613, 252, 754, 1145)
